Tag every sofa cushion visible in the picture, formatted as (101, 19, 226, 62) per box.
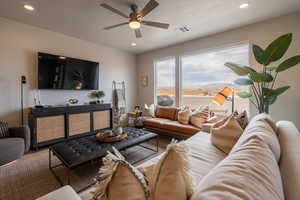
(155, 106, 178, 120)
(277, 121, 300, 200)
(150, 141, 193, 200)
(139, 132, 226, 186)
(80, 132, 226, 200)
(93, 148, 148, 200)
(37, 186, 81, 200)
(178, 107, 191, 125)
(144, 118, 173, 128)
(163, 121, 201, 135)
(190, 106, 211, 129)
(0, 138, 24, 166)
(142, 104, 155, 117)
(231, 113, 280, 161)
(211, 116, 244, 154)
(191, 135, 284, 200)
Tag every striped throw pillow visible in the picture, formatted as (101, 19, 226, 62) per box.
(190, 106, 211, 128)
(178, 107, 191, 125)
(0, 121, 10, 138)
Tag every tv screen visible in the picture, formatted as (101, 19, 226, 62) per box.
(38, 52, 99, 90)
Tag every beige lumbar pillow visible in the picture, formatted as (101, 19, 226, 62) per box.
(190, 106, 211, 129)
(142, 104, 155, 117)
(93, 148, 148, 200)
(150, 140, 194, 200)
(178, 107, 191, 125)
(211, 115, 244, 154)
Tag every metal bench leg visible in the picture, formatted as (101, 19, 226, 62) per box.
(49, 148, 68, 186)
(131, 136, 160, 165)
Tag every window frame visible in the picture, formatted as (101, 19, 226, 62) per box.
(153, 56, 177, 105)
(153, 41, 251, 108)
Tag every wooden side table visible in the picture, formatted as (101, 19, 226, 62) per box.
(128, 111, 143, 128)
(128, 111, 142, 118)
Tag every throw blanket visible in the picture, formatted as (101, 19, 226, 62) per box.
(113, 89, 126, 111)
(113, 88, 126, 128)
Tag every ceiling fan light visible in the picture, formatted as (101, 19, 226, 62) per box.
(129, 21, 141, 29)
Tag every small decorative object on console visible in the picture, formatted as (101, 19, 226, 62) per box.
(68, 98, 79, 104)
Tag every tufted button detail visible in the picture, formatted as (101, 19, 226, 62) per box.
(51, 127, 157, 167)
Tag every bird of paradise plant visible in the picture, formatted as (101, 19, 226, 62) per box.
(225, 33, 300, 113)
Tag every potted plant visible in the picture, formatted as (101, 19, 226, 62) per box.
(90, 91, 105, 104)
(225, 33, 300, 113)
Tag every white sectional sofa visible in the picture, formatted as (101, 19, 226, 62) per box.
(37, 120, 300, 200)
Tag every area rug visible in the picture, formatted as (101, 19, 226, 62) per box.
(0, 138, 169, 200)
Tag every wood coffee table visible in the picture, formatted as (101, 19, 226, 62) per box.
(49, 128, 158, 192)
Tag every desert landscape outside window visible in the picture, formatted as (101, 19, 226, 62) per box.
(180, 43, 250, 113)
(154, 43, 250, 114)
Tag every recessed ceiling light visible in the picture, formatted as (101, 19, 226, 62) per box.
(24, 4, 34, 11)
(240, 3, 249, 9)
(131, 42, 137, 47)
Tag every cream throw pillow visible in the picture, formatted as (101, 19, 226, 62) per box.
(93, 148, 148, 200)
(143, 104, 155, 117)
(150, 140, 194, 200)
(178, 107, 191, 125)
(211, 116, 244, 154)
(190, 106, 210, 129)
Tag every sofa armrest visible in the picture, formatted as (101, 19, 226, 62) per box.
(36, 185, 81, 200)
(10, 125, 30, 152)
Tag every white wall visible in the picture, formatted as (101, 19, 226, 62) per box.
(137, 12, 300, 128)
(0, 17, 137, 127)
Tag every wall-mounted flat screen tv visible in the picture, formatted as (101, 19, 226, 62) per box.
(38, 52, 99, 90)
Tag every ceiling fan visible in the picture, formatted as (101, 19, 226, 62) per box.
(100, 0, 170, 38)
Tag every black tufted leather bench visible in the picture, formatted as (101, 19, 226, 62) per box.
(49, 128, 158, 189)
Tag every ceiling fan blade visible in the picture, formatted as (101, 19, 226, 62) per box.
(104, 22, 128, 30)
(140, 0, 159, 17)
(100, 3, 129, 18)
(135, 29, 142, 38)
(142, 21, 170, 29)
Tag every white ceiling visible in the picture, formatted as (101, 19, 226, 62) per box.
(0, 0, 300, 54)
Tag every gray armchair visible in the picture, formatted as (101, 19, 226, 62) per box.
(0, 125, 30, 166)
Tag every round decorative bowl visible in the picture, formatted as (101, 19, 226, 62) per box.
(95, 130, 127, 142)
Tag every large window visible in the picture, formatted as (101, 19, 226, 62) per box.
(154, 43, 250, 113)
(155, 58, 176, 106)
(181, 44, 250, 113)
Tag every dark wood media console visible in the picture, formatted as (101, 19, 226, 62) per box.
(28, 104, 112, 150)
